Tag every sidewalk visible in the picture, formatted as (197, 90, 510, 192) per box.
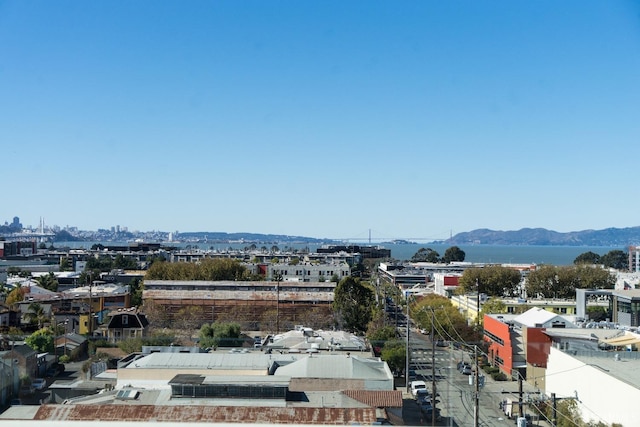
(479, 367, 552, 427)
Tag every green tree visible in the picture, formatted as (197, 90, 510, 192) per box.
(573, 264, 615, 289)
(198, 322, 242, 349)
(59, 257, 72, 272)
(25, 302, 48, 329)
(574, 251, 602, 265)
(130, 278, 143, 307)
(332, 277, 375, 333)
(458, 266, 522, 297)
(586, 306, 608, 322)
(5, 285, 25, 306)
(443, 246, 466, 263)
(114, 253, 138, 270)
(411, 248, 440, 263)
(25, 328, 54, 353)
(601, 250, 628, 270)
(411, 294, 481, 344)
(35, 272, 58, 292)
(380, 339, 406, 374)
(145, 258, 251, 281)
(481, 298, 507, 315)
(527, 265, 614, 299)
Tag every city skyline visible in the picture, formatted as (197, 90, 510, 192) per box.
(2, 1, 639, 240)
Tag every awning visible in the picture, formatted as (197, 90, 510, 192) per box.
(601, 335, 640, 346)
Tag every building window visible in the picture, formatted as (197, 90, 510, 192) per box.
(122, 315, 129, 325)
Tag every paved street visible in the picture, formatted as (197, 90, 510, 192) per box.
(399, 330, 552, 426)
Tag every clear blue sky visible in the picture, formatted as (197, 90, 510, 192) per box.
(1, 1, 639, 241)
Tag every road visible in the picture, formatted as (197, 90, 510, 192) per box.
(401, 329, 549, 427)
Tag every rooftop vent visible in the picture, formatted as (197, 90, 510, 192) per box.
(116, 389, 139, 400)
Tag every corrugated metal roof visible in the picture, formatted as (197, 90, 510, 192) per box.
(33, 404, 378, 424)
(142, 289, 334, 302)
(274, 355, 390, 381)
(342, 390, 403, 408)
(124, 352, 277, 370)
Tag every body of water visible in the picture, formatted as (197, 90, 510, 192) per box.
(55, 241, 625, 266)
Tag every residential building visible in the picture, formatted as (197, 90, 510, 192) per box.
(0, 344, 38, 378)
(105, 308, 149, 342)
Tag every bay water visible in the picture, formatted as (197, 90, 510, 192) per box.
(56, 241, 625, 266)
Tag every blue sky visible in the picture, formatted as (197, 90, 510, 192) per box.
(1, 1, 639, 241)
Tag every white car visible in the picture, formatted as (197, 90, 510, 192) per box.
(32, 378, 47, 390)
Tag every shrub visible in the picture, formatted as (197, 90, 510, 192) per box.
(491, 371, 508, 381)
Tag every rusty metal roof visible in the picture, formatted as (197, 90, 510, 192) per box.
(342, 390, 403, 408)
(33, 404, 378, 424)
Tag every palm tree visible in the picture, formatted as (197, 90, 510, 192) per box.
(35, 273, 58, 292)
(25, 302, 47, 329)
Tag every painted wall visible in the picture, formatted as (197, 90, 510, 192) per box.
(546, 347, 640, 426)
(483, 315, 513, 375)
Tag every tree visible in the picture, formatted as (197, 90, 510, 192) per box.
(25, 302, 48, 329)
(367, 324, 397, 356)
(198, 322, 242, 349)
(174, 306, 206, 341)
(411, 294, 481, 344)
(59, 257, 71, 271)
(114, 253, 138, 270)
(458, 266, 522, 297)
(5, 285, 26, 306)
(573, 265, 615, 290)
(601, 250, 628, 270)
(526, 265, 614, 299)
(380, 339, 406, 374)
(145, 258, 251, 281)
(25, 328, 54, 353)
(130, 278, 143, 307)
(443, 246, 466, 263)
(411, 248, 440, 263)
(574, 251, 601, 265)
(481, 298, 507, 315)
(332, 277, 375, 333)
(35, 272, 58, 292)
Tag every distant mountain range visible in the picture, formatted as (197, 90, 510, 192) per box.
(444, 227, 640, 246)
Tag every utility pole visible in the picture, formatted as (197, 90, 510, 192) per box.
(405, 295, 410, 392)
(275, 271, 282, 334)
(431, 308, 436, 426)
(473, 345, 480, 427)
(518, 373, 524, 418)
(552, 392, 557, 426)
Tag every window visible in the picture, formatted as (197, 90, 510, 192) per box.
(122, 315, 129, 325)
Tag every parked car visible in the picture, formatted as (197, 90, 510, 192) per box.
(19, 384, 35, 396)
(461, 365, 473, 375)
(32, 378, 47, 390)
(419, 402, 441, 421)
(46, 363, 65, 378)
(410, 380, 427, 398)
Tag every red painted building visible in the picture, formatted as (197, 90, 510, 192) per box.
(483, 308, 571, 380)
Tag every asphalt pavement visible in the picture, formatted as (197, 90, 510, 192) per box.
(398, 330, 553, 427)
